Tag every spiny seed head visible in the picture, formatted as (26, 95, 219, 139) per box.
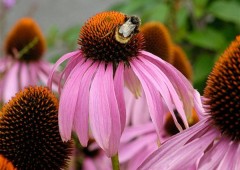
(79, 11, 144, 65)
(0, 86, 72, 169)
(164, 109, 199, 136)
(171, 44, 193, 81)
(140, 21, 173, 62)
(204, 36, 240, 141)
(4, 17, 46, 62)
(0, 155, 16, 170)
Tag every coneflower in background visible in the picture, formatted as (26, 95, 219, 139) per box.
(0, 86, 72, 169)
(0, 155, 16, 170)
(48, 11, 201, 160)
(139, 35, 240, 169)
(0, 17, 58, 103)
(140, 21, 193, 81)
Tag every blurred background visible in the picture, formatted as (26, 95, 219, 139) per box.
(1, 0, 240, 94)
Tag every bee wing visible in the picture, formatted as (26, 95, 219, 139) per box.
(119, 23, 136, 38)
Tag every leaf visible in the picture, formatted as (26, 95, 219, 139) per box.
(186, 28, 226, 51)
(208, 1, 240, 24)
(193, 54, 215, 94)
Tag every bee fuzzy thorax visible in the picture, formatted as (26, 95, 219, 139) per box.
(116, 15, 141, 44)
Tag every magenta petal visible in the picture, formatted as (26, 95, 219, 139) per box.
(119, 133, 156, 162)
(29, 62, 39, 85)
(89, 63, 121, 157)
(82, 158, 97, 170)
(218, 144, 237, 170)
(121, 123, 155, 143)
(124, 66, 142, 98)
(140, 51, 195, 118)
(130, 60, 170, 140)
(73, 61, 98, 147)
(3, 62, 20, 102)
(47, 51, 80, 90)
(114, 62, 126, 132)
(19, 63, 31, 89)
(198, 138, 230, 169)
(124, 87, 150, 126)
(58, 59, 88, 141)
(136, 56, 188, 129)
(138, 119, 218, 169)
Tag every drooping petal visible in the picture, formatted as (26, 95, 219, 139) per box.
(19, 62, 31, 89)
(130, 60, 167, 141)
(3, 62, 20, 102)
(58, 59, 88, 141)
(89, 63, 121, 157)
(121, 123, 155, 143)
(119, 133, 157, 162)
(124, 66, 142, 98)
(140, 51, 194, 118)
(114, 62, 126, 132)
(136, 56, 188, 129)
(47, 51, 80, 90)
(28, 62, 39, 85)
(124, 87, 150, 126)
(73, 61, 98, 147)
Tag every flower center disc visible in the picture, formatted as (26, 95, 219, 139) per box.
(204, 36, 240, 141)
(79, 11, 144, 64)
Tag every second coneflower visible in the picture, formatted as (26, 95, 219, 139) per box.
(0, 86, 72, 169)
(0, 17, 57, 103)
(139, 35, 240, 169)
(48, 11, 201, 159)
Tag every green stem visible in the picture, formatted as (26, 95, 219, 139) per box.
(111, 153, 120, 170)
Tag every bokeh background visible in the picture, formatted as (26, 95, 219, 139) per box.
(1, 0, 240, 94)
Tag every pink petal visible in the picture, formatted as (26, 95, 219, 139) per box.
(89, 63, 121, 157)
(58, 59, 88, 141)
(19, 63, 31, 89)
(198, 138, 229, 169)
(124, 87, 150, 126)
(119, 133, 156, 162)
(138, 119, 218, 169)
(82, 158, 97, 170)
(114, 63, 126, 132)
(47, 51, 80, 90)
(137, 56, 188, 129)
(3, 62, 20, 102)
(130, 60, 171, 141)
(121, 123, 155, 143)
(73, 61, 98, 147)
(140, 51, 194, 119)
(124, 66, 142, 98)
(28, 62, 39, 85)
(215, 142, 236, 170)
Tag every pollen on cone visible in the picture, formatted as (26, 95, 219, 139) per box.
(171, 44, 193, 81)
(0, 86, 72, 169)
(4, 17, 46, 61)
(79, 11, 144, 64)
(204, 35, 240, 141)
(0, 155, 16, 170)
(140, 21, 173, 62)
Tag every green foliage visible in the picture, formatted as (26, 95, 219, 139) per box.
(108, 0, 240, 94)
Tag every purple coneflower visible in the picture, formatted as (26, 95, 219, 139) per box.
(139, 35, 240, 169)
(2, 0, 15, 9)
(48, 11, 200, 158)
(0, 17, 57, 103)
